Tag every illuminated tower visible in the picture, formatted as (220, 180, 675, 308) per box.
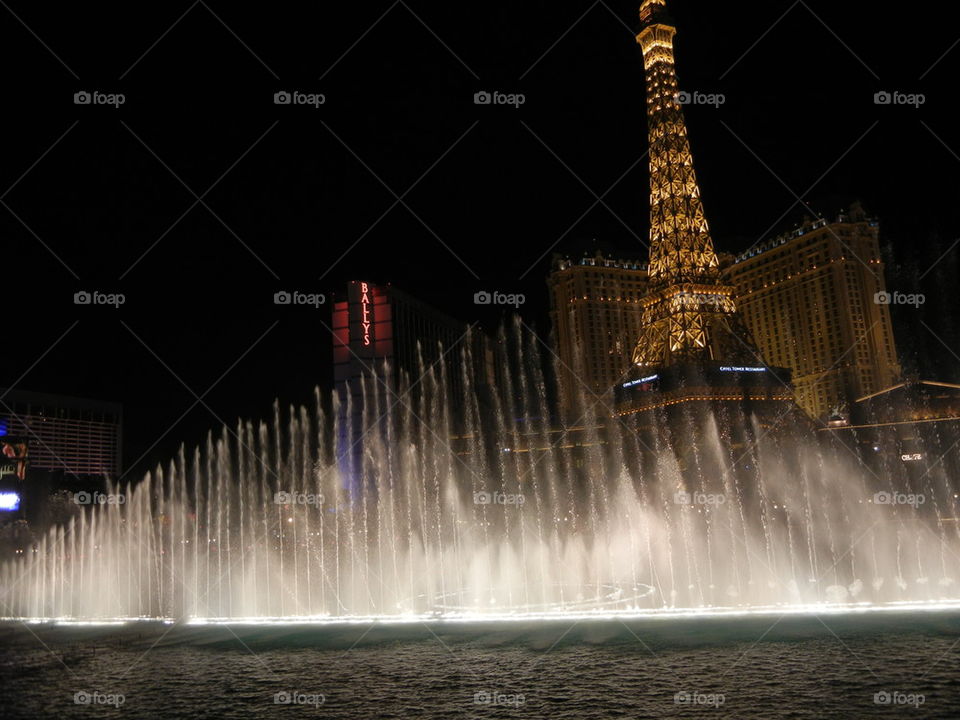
(618, 0, 792, 417)
(632, 0, 746, 368)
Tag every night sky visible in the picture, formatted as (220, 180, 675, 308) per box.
(5, 0, 959, 479)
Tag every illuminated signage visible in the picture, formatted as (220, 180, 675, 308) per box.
(719, 366, 767, 373)
(623, 374, 659, 388)
(0, 492, 20, 511)
(0, 437, 28, 481)
(901, 453, 923, 462)
(360, 282, 373, 347)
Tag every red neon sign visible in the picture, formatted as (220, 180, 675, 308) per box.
(360, 282, 372, 346)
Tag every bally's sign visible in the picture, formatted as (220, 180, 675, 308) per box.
(348, 281, 378, 355)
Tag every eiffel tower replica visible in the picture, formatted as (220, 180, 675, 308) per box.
(616, 0, 797, 456)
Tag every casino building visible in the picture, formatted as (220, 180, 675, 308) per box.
(332, 281, 478, 417)
(0, 389, 122, 479)
(723, 207, 901, 421)
(548, 252, 649, 415)
(0, 389, 122, 520)
(332, 282, 499, 479)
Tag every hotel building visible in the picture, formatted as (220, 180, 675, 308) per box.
(549, 208, 902, 421)
(723, 207, 901, 420)
(547, 251, 649, 414)
(0, 389, 122, 479)
(332, 281, 478, 417)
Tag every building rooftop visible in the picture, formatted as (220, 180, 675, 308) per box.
(733, 207, 879, 265)
(553, 251, 648, 273)
(0, 389, 122, 416)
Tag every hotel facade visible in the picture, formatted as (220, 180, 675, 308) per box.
(549, 208, 902, 421)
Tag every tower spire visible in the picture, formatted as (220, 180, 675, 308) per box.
(638, 0, 719, 288)
(630, 0, 750, 369)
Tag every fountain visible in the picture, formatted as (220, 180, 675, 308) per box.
(2, 322, 958, 622)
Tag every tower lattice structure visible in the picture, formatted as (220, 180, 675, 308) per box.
(632, 0, 756, 370)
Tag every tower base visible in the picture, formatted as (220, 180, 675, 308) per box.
(614, 362, 807, 494)
(615, 362, 794, 418)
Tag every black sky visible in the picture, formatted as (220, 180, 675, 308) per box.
(5, 1, 960, 479)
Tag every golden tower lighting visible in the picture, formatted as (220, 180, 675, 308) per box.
(631, 0, 755, 370)
(616, 0, 794, 420)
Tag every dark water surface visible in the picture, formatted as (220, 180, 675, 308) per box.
(2, 611, 960, 719)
